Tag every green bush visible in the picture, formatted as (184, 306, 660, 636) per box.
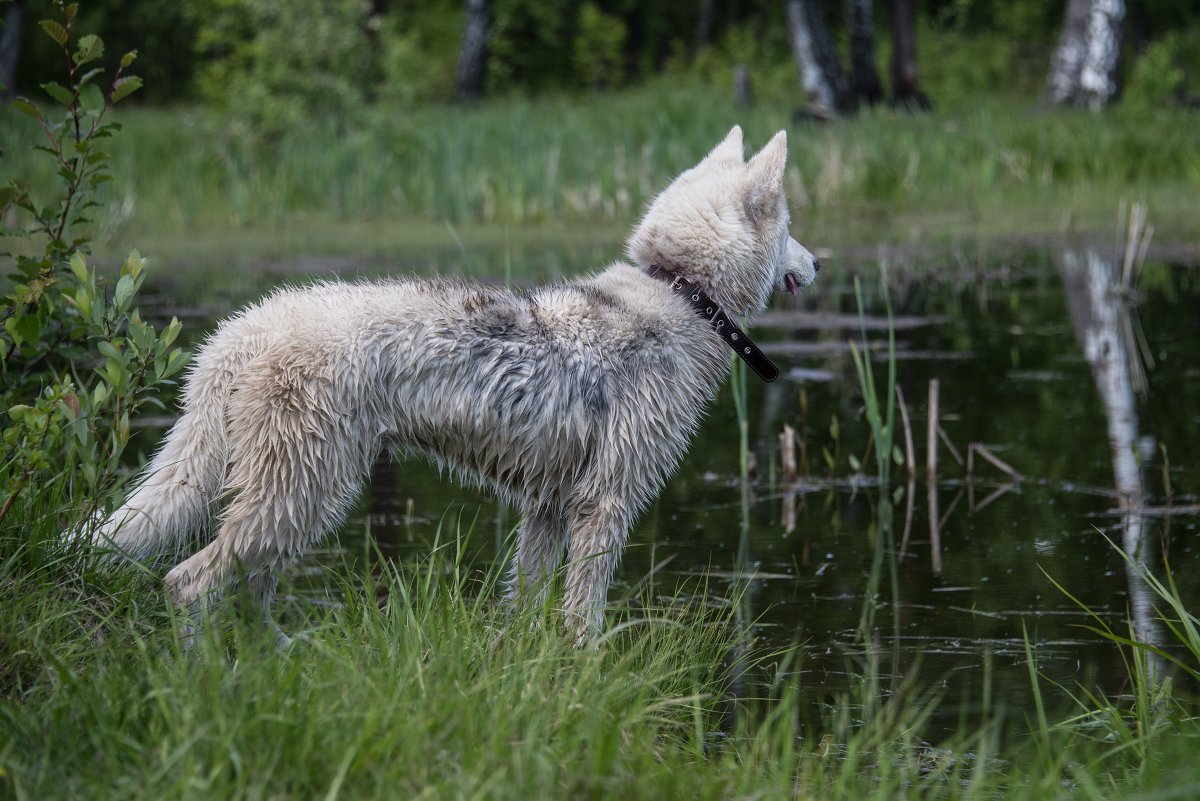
(687, 20, 798, 106)
(1124, 33, 1185, 110)
(573, 2, 628, 90)
(190, 0, 372, 135)
(11, 0, 198, 103)
(1, 0, 186, 525)
(916, 25, 1053, 109)
(377, 8, 461, 106)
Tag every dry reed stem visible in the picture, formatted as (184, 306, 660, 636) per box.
(780, 423, 797, 485)
(968, 443, 1023, 480)
(895, 385, 917, 560)
(896, 384, 916, 480)
(927, 379, 942, 576)
(937, 424, 964, 467)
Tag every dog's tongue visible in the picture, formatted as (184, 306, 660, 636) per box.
(784, 274, 798, 295)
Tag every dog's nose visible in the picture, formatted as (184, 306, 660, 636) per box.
(813, 259, 822, 273)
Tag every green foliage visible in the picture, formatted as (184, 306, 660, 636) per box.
(573, 3, 628, 90)
(915, 24, 1052, 106)
(487, 0, 578, 94)
(12, 0, 198, 103)
(9, 0, 1200, 109)
(1036, 540, 1200, 777)
(1, 0, 186, 524)
(376, 6, 461, 106)
(190, 0, 372, 134)
(1124, 33, 1186, 111)
(687, 19, 798, 105)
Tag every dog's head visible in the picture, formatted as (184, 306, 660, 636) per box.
(627, 126, 818, 316)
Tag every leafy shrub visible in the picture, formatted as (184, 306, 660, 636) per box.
(377, 6, 461, 106)
(1, 0, 186, 525)
(573, 3, 627, 91)
(917, 25, 1051, 109)
(487, 0, 576, 95)
(1124, 33, 1185, 111)
(190, 0, 372, 134)
(686, 20, 797, 106)
(11, 0, 199, 103)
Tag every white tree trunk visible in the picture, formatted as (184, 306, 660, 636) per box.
(455, 0, 491, 101)
(784, 0, 852, 118)
(1047, 0, 1125, 109)
(1060, 249, 1162, 672)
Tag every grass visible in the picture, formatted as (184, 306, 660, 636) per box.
(3, 486, 1200, 800)
(848, 271, 903, 671)
(3, 82, 1199, 271)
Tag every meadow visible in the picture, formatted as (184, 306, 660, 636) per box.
(3, 82, 1199, 268)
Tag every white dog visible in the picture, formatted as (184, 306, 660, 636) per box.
(90, 126, 819, 643)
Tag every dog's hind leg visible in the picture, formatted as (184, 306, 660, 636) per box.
(163, 351, 373, 639)
(505, 502, 567, 609)
(561, 494, 633, 642)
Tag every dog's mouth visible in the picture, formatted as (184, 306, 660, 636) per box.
(784, 273, 799, 295)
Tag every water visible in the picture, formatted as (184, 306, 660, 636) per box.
(147, 237, 1200, 725)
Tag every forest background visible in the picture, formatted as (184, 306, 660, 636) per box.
(4, 0, 1198, 130)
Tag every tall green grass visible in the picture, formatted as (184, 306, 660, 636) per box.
(848, 272, 903, 667)
(4, 484, 1200, 799)
(3, 83, 1199, 259)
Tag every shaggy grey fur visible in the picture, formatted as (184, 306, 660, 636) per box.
(89, 126, 818, 642)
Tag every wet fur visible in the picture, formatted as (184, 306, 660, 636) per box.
(88, 126, 818, 642)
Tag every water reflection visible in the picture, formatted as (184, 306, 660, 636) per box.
(1060, 242, 1164, 676)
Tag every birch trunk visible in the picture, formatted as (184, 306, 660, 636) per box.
(1046, 0, 1125, 109)
(1060, 249, 1161, 670)
(784, 0, 854, 118)
(455, 0, 492, 102)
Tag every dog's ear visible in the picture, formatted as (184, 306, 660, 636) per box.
(703, 125, 744, 164)
(743, 130, 787, 220)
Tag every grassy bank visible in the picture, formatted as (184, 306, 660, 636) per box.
(3, 83, 1199, 268)
(3, 505, 1200, 800)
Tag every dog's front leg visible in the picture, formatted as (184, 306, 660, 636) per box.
(561, 495, 631, 644)
(506, 502, 567, 610)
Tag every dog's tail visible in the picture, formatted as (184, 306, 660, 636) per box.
(85, 325, 254, 559)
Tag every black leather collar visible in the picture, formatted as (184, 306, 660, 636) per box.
(646, 265, 779, 382)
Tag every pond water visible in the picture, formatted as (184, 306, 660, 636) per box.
(146, 234, 1200, 729)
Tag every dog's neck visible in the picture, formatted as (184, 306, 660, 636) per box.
(644, 265, 779, 382)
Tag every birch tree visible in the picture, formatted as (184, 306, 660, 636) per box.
(1046, 0, 1125, 109)
(455, 0, 491, 101)
(784, 0, 854, 118)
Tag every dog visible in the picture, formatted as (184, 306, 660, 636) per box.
(89, 126, 819, 643)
